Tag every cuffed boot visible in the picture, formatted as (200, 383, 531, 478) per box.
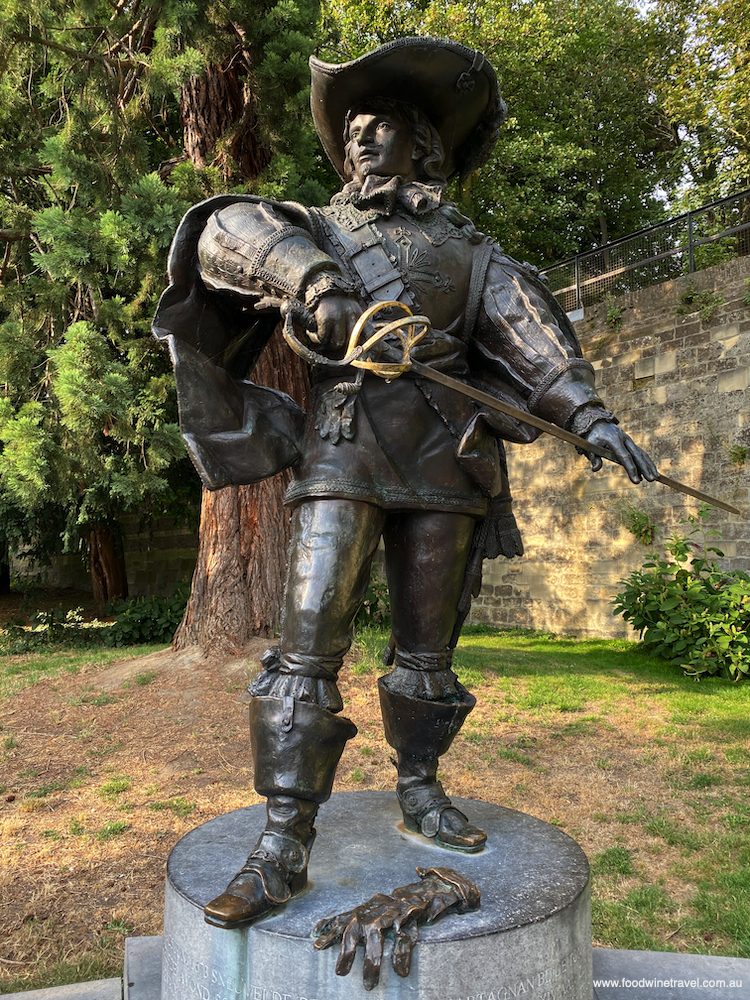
(203, 696, 357, 928)
(378, 677, 487, 853)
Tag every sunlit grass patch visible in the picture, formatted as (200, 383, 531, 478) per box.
(4, 619, 750, 994)
(643, 815, 705, 852)
(95, 820, 129, 841)
(592, 845, 635, 876)
(497, 746, 535, 766)
(592, 897, 671, 952)
(147, 797, 195, 817)
(351, 625, 389, 675)
(687, 866, 750, 957)
(98, 776, 132, 801)
(0, 645, 165, 698)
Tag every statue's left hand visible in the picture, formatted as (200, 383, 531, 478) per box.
(582, 422, 659, 484)
(312, 867, 480, 991)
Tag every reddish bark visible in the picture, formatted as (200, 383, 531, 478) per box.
(180, 53, 273, 183)
(90, 524, 128, 607)
(176, 49, 310, 651)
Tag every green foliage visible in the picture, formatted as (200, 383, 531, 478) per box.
(654, 0, 750, 204)
(323, 0, 679, 263)
(355, 567, 391, 627)
(592, 846, 635, 876)
(728, 445, 747, 467)
(613, 507, 750, 681)
(148, 796, 195, 817)
(0, 0, 325, 584)
(105, 583, 189, 646)
(692, 236, 738, 272)
(675, 282, 725, 323)
(605, 300, 624, 331)
(0, 607, 100, 654)
(622, 506, 658, 546)
(95, 820, 129, 842)
(98, 776, 132, 801)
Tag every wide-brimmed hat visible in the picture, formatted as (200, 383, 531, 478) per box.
(310, 36, 506, 182)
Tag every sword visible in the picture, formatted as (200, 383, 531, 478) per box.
(409, 360, 741, 515)
(282, 301, 742, 516)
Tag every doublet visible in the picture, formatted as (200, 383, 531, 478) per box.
(191, 189, 612, 542)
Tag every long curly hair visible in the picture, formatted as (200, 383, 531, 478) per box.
(342, 97, 447, 188)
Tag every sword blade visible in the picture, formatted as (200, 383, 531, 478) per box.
(409, 361, 742, 516)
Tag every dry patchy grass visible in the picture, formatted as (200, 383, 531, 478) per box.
(1, 628, 749, 991)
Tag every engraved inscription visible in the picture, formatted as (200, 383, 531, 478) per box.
(163, 934, 584, 1000)
(162, 937, 246, 1000)
(249, 990, 319, 1000)
(446, 952, 584, 1000)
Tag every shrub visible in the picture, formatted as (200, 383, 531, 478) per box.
(0, 607, 99, 654)
(612, 507, 750, 681)
(104, 583, 189, 647)
(355, 567, 391, 627)
(621, 505, 658, 546)
(605, 299, 624, 331)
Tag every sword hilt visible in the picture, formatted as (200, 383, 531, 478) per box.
(282, 300, 430, 378)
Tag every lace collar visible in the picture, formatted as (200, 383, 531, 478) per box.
(331, 175, 444, 217)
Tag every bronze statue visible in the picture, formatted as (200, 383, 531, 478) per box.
(153, 37, 657, 935)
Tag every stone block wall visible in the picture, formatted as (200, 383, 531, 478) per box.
(471, 256, 750, 638)
(119, 515, 198, 597)
(12, 515, 198, 599)
(13, 257, 750, 633)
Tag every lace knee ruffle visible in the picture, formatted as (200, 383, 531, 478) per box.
(248, 646, 344, 712)
(379, 665, 460, 701)
(248, 670, 343, 713)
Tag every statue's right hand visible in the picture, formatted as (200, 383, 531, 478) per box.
(310, 294, 362, 350)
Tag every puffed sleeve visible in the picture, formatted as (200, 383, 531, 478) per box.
(198, 200, 352, 306)
(472, 248, 616, 435)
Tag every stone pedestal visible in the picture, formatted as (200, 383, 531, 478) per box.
(161, 792, 592, 1000)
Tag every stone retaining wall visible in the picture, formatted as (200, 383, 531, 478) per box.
(12, 515, 198, 599)
(471, 256, 750, 638)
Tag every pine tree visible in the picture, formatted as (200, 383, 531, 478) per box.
(0, 1, 324, 617)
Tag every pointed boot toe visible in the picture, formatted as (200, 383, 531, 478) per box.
(434, 808, 487, 853)
(203, 856, 306, 929)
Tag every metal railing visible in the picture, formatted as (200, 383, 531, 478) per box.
(542, 189, 750, 314)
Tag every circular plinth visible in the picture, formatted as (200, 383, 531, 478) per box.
(162, 792, 592, 1000)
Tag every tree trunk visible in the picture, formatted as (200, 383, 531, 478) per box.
(176, 50, 310, 651)
(90, 524, 129, 607)
(180, 52, 273, 183)
(174, 325, 310, 653)
(0, 538, 10, 596)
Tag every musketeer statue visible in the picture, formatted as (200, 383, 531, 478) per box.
(153, 37, 657, 933)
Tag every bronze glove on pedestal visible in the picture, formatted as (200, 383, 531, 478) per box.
(379, 675, 486, 853)
(203, 696, 357, 928)
(313, 866, 481, 991)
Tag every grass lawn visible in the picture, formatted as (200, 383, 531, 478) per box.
(1, 621, 749, 993)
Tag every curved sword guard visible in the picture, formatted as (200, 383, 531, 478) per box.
(282, 300, 430, 379)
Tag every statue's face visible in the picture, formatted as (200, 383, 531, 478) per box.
(347, 111, 419, 184)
